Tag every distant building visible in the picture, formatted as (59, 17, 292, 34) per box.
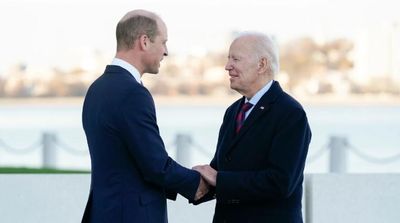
(353, 22, 400, 83)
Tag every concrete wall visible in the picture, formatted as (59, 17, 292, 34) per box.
(0, 174, 89, 223)
(1, 174, 400, 223)
(0, 174, 215, 223)
(305, 174, 400, 223)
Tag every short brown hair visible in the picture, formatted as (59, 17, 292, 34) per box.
(116, 15, 159, 51)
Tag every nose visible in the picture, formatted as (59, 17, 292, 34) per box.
(164, 46, 168, 57)
(225, 60, 232, 71)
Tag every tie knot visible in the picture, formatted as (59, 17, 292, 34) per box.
(241, 102, 253, 113)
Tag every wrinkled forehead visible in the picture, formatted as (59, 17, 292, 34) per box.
(233, 35, 258, 47)
(229, 36, 254, 56)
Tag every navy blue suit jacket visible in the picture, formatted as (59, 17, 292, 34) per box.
(81, 65, 200, 223)
(197, 81, 311, 223)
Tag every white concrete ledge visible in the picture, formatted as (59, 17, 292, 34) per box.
(0, 174, 89, 223)
(305, 174, 400, 223)
(1, 174, 399, 223)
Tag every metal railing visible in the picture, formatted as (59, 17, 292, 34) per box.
(1, 133, 400, 172)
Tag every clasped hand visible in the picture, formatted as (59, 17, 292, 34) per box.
(192, 165, 217, 200)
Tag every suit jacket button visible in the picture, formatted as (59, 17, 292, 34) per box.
(225, 156, 232, 162)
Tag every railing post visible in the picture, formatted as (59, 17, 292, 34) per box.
(175, 134, 192, 167)
(328, 136, 348, 173)
(42, 132, 57, 169)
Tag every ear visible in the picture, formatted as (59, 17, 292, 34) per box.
(257, 57, 268, 74)
(138, 34, 150, 51)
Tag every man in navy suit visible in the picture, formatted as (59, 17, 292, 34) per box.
(193, 33, 312, 223)
(81, 9, 208, 223)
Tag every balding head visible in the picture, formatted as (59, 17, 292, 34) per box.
(116, 9, 163, 51)
(120, 9, 158, 22)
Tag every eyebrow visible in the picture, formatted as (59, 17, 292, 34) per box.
(228, 54, 242, 59)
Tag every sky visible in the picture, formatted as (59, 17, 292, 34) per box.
(0, 0, 399, 74)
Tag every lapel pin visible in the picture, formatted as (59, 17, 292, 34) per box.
(260, 106, 265, 110)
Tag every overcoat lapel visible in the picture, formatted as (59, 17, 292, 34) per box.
(223, 99, 242, 145)
(225, 81, 283, 154)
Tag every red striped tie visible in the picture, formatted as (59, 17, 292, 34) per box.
(236, 102, 253, 133)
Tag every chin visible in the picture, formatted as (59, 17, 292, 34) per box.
(230, 83, 238, 91)
(148, 68, 159, 74)
(230, 80, 238, 87)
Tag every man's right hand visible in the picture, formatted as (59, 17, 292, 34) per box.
(193, 165, 217, 187)
(194, 174, 209, 201)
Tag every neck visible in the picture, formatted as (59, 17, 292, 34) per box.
(243, 77, 272, 99)
(115, 51, 144, 76)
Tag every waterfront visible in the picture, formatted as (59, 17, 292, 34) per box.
(0, 97, 400, 173)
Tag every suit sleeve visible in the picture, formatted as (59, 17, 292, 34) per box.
(216, 107, 311, 202)
(192, 107, 231, 205)
(210, 106, 231, 170)
(119, 88, 200, 200)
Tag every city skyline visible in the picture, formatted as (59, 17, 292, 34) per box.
(1, 0, 400, 75)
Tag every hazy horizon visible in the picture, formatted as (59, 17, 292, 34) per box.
(1, 0, 399, 74)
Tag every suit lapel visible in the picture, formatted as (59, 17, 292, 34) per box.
(226, 81, 283, 153)
(236, 103, 271, 138)
(222, 99, 243, 146)
(216, 98, 242, 160)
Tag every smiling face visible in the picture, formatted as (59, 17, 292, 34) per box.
(225, 36, 264, 98)
(143, 19, 168, 74)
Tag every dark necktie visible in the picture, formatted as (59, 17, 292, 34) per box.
(236, 102, 253, 133)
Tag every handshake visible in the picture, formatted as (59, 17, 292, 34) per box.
(192, 165, 217, 201)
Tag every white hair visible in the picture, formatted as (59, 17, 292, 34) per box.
(235, 31, 280, 75)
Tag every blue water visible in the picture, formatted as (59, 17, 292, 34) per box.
(0, 102, 399, 173)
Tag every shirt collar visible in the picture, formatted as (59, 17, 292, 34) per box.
(245, 80, 274, 105)
(111, 58, 141, 84)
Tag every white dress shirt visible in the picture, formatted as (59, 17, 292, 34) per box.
(244, 80, 274, 119)
(111, 58, 141, 84)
